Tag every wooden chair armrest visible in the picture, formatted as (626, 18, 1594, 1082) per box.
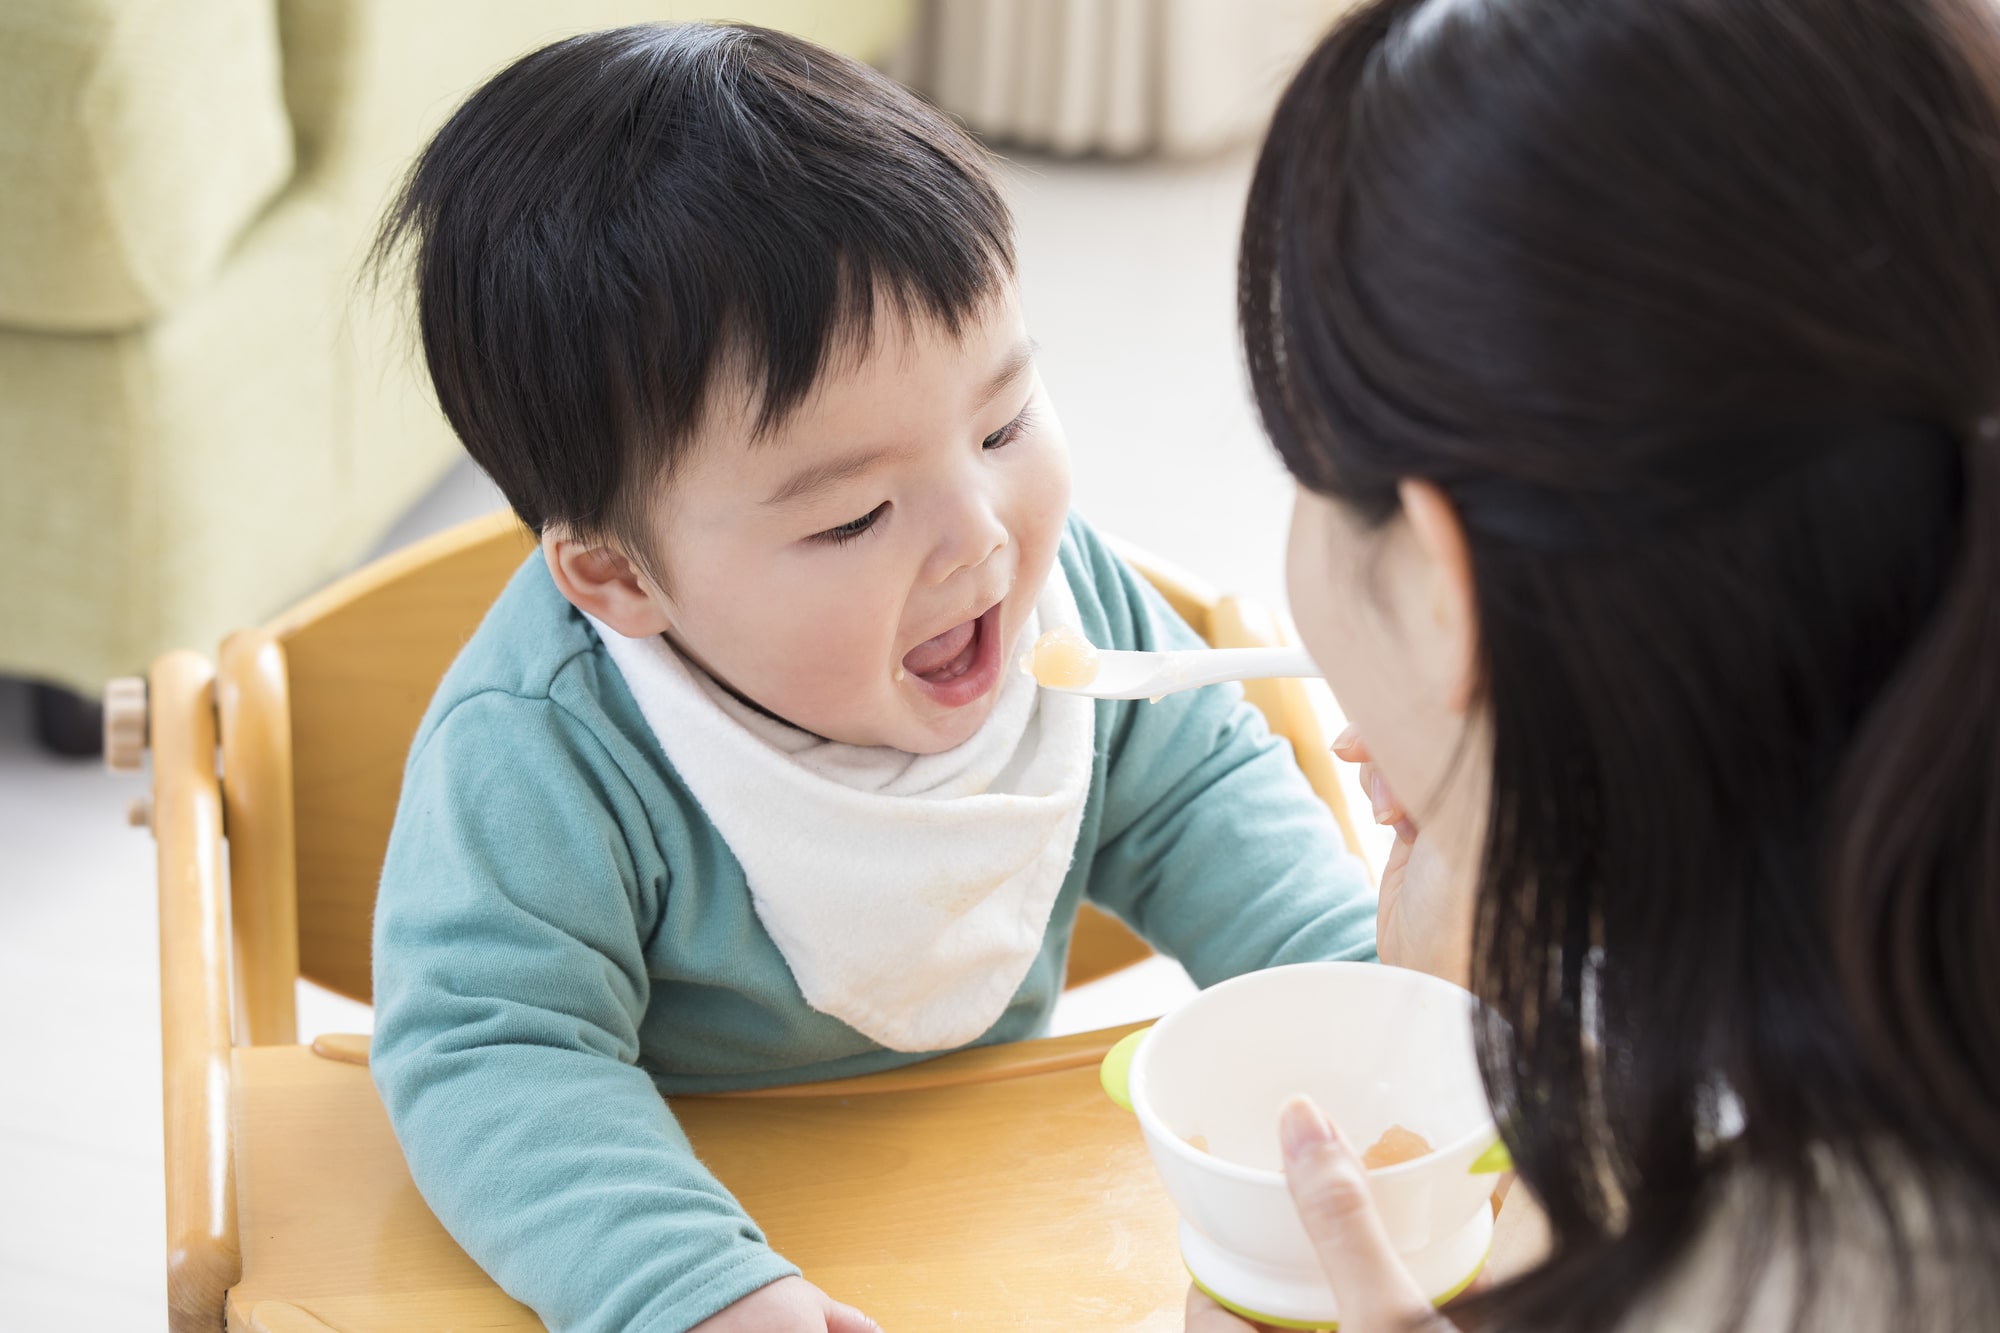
(151, 650, 242, 1331)
(701, 1019, 1152, 1099)
(304, 1021, 1152, 1099)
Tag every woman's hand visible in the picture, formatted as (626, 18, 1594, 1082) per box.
(1184, 1097, 1456, 1333)
(1333, 727, 1471, 987)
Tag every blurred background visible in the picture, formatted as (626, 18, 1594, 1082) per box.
(0, 2, 1379, 1328)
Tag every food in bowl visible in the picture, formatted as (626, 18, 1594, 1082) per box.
(1184, 1120, 1432, 1169)
(1362, 1124, 1433, 1169)
(1101, 962, 1507, 1327)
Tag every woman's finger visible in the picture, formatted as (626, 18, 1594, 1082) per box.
(1278, 1096, 1438, 1331)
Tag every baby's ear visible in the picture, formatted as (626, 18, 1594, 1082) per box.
(541, 531, 672, 637)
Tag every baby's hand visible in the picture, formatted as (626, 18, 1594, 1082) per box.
(689, 1276, 883, 1332)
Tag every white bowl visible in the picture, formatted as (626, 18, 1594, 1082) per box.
(1102, 962, 1506, 1327)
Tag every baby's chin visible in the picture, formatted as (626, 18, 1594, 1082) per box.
(895, 689, 1003, 755)
(781, 683, 998, 753)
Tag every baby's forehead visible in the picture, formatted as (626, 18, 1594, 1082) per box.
(707, 284, 1031, 449)
(645, 290, 1032, 523)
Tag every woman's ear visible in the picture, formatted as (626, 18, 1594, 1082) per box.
(541, 531, 673, 638)
(1396, 479, 1480, 714)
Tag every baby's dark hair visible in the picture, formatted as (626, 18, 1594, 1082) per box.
(370, 23, 1013, 569)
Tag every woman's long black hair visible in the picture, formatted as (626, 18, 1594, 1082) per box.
(1242, 1, 2000, 1328)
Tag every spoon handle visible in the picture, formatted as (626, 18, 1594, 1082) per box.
(1055, 644, 1323, 699)
(1158, 645, 1320, 693)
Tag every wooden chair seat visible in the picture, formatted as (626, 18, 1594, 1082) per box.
(227, 1024, 1183, 1332)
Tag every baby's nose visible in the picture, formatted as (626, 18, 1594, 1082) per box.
(928, 511, 1008, 586)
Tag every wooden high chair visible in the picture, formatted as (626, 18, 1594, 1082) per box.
(122, 511, 1366, 1333)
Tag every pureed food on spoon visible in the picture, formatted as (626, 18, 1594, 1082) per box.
(1031, 625, 1100, 688)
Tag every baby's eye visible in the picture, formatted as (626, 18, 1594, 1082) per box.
(813, 503, 887, 546)
(983, 406, 1032, 451)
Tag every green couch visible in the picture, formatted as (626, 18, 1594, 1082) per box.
(0, 0, 914, 721)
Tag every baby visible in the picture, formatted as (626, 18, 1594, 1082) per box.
(367, 22, 1376, 1333)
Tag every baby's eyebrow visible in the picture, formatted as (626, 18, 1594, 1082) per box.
(762, 449, 893, 508)
(974, 339, 1038, 412)
(763, 340, 1039, 508)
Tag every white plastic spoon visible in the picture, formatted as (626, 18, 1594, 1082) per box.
(1027, 636, 1321, 701)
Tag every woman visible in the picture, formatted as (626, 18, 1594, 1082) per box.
(1197, 0, 2000, 1328)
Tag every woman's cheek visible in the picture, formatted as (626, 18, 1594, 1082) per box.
(1286, 496, 1349, 681)
(1288, 495, 1404, 754)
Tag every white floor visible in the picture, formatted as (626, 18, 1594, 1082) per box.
(0, 147, 1376, 1333)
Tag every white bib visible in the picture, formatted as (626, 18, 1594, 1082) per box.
(588, 575, 1096, 1052)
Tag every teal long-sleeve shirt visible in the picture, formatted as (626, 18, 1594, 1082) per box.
(370, 514, 1376, 1332)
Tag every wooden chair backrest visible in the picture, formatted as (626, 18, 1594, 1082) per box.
(217, 513, 537, 1041)
(215, 513, 1363, 1044)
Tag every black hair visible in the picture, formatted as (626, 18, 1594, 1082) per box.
(370, 22, 1013, 575)
(1242, 0, 2000, 1329)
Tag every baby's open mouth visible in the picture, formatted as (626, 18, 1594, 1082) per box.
(901, 603, 1004, 706)
(904, 618, 978, 681)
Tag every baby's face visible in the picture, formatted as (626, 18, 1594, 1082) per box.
(645, 287, 1071, 753)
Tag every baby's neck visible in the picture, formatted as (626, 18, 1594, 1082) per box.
(660, 629, 834, 744)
